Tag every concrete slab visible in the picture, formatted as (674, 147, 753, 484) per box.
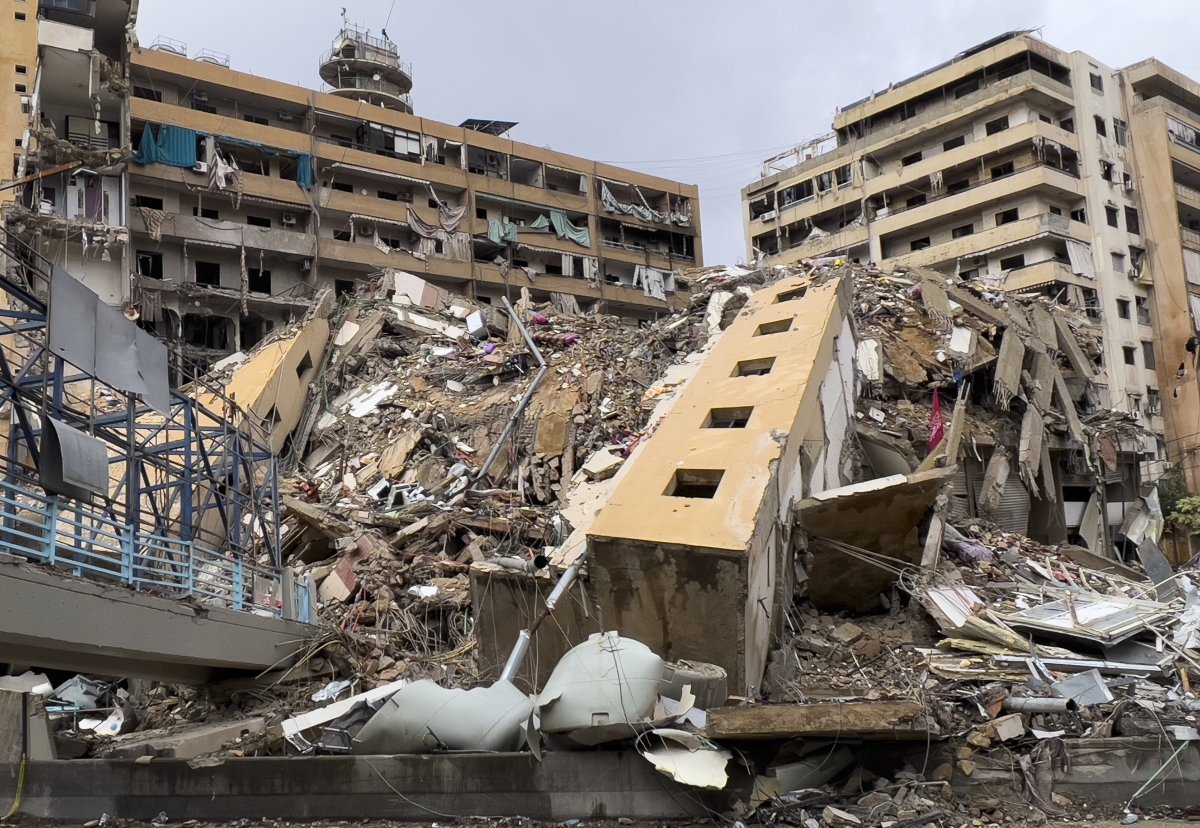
(706, 700, 937, 741)
(98, 717, 267, 760)
(0, 558, 312, 682)
(3, 753, 715, 821)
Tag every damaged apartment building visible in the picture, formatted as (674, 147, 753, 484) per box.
(3, 12, 701, 379)
(742, 30, 1200, 494)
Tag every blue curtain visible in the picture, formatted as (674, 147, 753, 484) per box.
(134, 124, 199, 168)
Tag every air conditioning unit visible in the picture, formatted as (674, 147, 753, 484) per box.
(759, 210, 778, 222)
(278, 111, 294, 122)
(281, 212, 298, 226)
(1124, 180, 1136, 191)
(192, 161, 209, 174)
(193, 91, 208, 103)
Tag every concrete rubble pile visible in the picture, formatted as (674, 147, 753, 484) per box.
(23, 260, 1200, 827)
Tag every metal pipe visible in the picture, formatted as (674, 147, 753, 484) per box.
(473, 297, 548, 483)
(498, 549, 589, 683)
(1003, 697, 1077, 713)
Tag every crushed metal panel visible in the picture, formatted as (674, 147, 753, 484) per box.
(39, 416, 109, 500)
(1001, 594, 1173, 645)
(1136, 539, 1178, 603)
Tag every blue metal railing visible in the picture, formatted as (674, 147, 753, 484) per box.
(0, 474, 292, 616)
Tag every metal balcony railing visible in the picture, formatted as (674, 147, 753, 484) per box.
(1182, 226, 1200, 248)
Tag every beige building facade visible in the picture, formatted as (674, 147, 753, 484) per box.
(6, 19, 702, 377)
(1, 0, 40, 208)
(743, 31, 1200, 491)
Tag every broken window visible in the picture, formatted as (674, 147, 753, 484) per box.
(733, 357, 775, 377)
(1060, 117, 1075, 133)
(241, 315, 274, 350)
(779, 181, 813, 206)
(706, 407, 753, 429)
(667, 469, 723, 499)
(1071, 207, 1087, 223)
(194, 261, 220, 286)
(897, 101, 919, 122)
(1106, 206, 1120, 228)
(910, 237, 931, 251)
(1116, 299, 1131, 319)
(985, 116, 1010, 136)
(1125, 206, 1140, 234)
(1142, 340, 1157, 370)
(1132, 295, 1152, 324)
(1131, 247, 1146, 280)
(378, 190, 399, 201)
(835, 165, 852, 187)
(1100, 161, 1113, 182)
(136, 251, 163, 280)
(335, 279, 356, 297)
(1114, 118, 1129, 146)
(990, 162, 1014, 179)
(905, 194, 927, 208)
(1050, 205, 1063, 216)
(333, 230, 352, 242)
(1090, 72, 1104, 91)
(947, 179, 970, 194)
(182, 314, 232, 350)
(900, 151, 922, 167)
(133, 195, 164, 210)
(248, 268, 272, 293)
(952, 224, 974, 238)
(943, 135, 965, 151)
(1123, 345, 1137, 366)
(816, 171, 834, 192)
(191, 99, 217, 115)
(1147, 387, 1161, 413)
(954, 80, 979, 99)
(247, 215, 271, 228)
(995, 208, 1019, 226)
(999, 254, 1025, 270)
(332, 182, 353, 193)
(1094, 115, 1107, 137)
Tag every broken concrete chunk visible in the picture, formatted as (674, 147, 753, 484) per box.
(831, 622, 865, 646)
(581, 446, 624, 481)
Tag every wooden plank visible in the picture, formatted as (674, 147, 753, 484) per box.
(706, 701, 935, 741)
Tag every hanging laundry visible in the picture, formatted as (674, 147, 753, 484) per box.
(487, 220, 519, 244)
(138, 207, 166, 242)
(438, 204, 467, 233)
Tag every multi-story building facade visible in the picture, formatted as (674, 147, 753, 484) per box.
(742, 30, 1200, 492)
(6, 16, 702, 377)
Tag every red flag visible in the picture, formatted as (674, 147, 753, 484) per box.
(929, 390, 945, 452)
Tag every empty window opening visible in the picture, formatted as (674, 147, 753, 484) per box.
(243, 114, 268, 126)
(667, 469, 724, 499)
(1090, 72, 1104, 91)
(475, 207, 487, 220)
(193, 206, 219, 220)
(1135, 295, 1151, 324)
(248, 267, 272, 293)
(14, 11, 26, 20)
(1123, 346, 1137, 366)
(14, 84, 26, 94)
(1105, 206, 1120, 227)
(1114, 118, 1129, 146)
(136, 251, 163, 280)
(755, 319, 792, 336)
(1050, 205, 1063, 216)
(952, 224, 974, 238)
(943, 135, 965, 151)
(947, 179, 970, 194)
(1071, 207, 1087, 223)
(378, 190, 398, 201)
(246, 215, 271, 228)
(985, 116, 1010, 135)
(910, 237, 931, 251)
(990, 162, 1014, 179)
(905, 194, 927, 208)
(133, 195, 164, 210)
(995, 208, 1019, 226)
(1094, 115, 1107, 137)
(775, 286, 808, 303)
(706, 406, 753, 429)
(15, 65, 26, 75)
(999, 254, 1026, 270)
(332, 181, 353, 193)
(182, 314, 232, 350)
(194, 261, 220, 286)
(1100, 161, 1113, 181)
(295, 351, 315, 383)
(1125, 206, 1140, 234)
(1060, 117, 1075, 133)
(900, 151, 922, 167)
(241, 315, 274, 350)
(1116, 299, 1131, 319)
(734, 357, 775, 376)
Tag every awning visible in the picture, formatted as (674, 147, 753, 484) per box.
(183, 239, 238, 251)
(350, 213, 408, 230)
(329, 162, 432, 188)
(517, 240, 568, 256)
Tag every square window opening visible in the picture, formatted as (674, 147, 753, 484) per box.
(999, 254, 1026, 270)
(195, 261, 220, 286)
(775, 286, 808, 303)
(1116, 299, 1131, 319)
(943, 135, 965, 151)
(667, 468, 724, 499)
(248, 268, 272, 293)
(295, 351, 314, 382)
(706, 406, 753, 429)
(985, 116, 1009, 135)
(734, 357, 775, 377)
(1123, 346, 1137, 366)
(900, 151, 922, 167)
(1105, 206, 1120, 227)
(755, 319, 792, 336)
(995, 208, 1019, 226)
(990, 161, 1014, 179)
(952, 224, 974, 238)
(910, 237, 931, 251)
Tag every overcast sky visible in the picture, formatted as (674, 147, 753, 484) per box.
(136, 1, 1200, 265)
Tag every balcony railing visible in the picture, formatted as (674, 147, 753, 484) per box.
(879, 158, 1079, 219)
(0, 473, 291, 615)
(1176, 182, 1200, 204)
(1182, 226, 1200, 248)
(327, 75, 413, 108)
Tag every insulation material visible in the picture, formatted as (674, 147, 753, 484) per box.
(637, 729, 731, 790)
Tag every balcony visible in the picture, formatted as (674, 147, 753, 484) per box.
(1177, 181, 1200, 208)
(999, 259, 1090, 293)
(129, 211, 318, 259)
(768, 224, 870, 264)
(1182, 226, 1200, 249)
(324, 75, 413, 113)
(872, 162, 1081, 236)
(886, 213, 1087, 270)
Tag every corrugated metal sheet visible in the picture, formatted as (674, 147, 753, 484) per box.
(949, 453, 1029, 534)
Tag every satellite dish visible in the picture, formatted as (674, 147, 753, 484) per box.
(372, 73, 381, 81)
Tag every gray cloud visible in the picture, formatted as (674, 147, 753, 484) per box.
(137, 0, 1200, 264)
